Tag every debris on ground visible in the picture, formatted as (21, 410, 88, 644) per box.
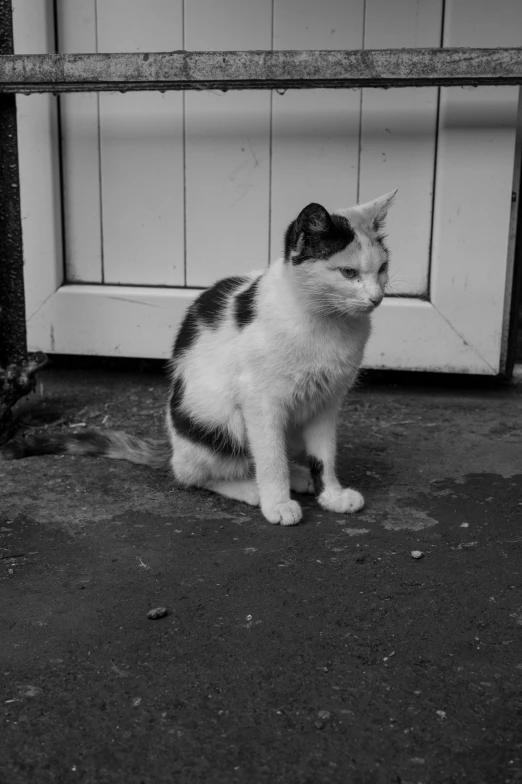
(147, 607, 168, 620)
(317, 710, 331, 720)
(410, 550, 424, 559)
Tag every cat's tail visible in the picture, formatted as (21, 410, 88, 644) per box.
(1, 429, 170, 469)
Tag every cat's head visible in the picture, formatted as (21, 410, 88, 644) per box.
(283, 191, 397, 318)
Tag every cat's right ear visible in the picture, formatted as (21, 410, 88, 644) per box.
(296, 203, 333, 237)
(284, 203, 333, 262)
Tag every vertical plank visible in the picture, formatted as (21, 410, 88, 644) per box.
(431, 0, 522, 369)
(270, 0, 363, 262)
(360, 0, 443, 297)
(12, 0, 63, 322)
(57, 0, 102, 283)
(184, 0, 272, 287)
(97, 0, 184, 286)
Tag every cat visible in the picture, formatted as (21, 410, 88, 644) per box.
(3, 191, 396, 526)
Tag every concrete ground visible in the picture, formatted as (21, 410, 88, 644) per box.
(1, 364, 522, 784)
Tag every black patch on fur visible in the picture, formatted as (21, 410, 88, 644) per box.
(169, 376, 246, 458)
(197, 276, 246, 328)
(284, 203, 355, 265)
(172, 276, 246, 359)
(308, 456, 325, 496)
(172, 308, 200, 358)
(234, 278, 260, 329)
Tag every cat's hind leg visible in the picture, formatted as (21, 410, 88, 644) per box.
(289, 461, 314, 495)
(168, 429, 259, 506)
(204, 479, 260, 506)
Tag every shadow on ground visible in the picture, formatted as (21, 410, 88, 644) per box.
(1, 367, 522, 783)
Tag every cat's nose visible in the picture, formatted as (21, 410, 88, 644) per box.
(369, 296, 383, 308)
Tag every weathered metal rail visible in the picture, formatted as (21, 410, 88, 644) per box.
(1, 47, 522, 94)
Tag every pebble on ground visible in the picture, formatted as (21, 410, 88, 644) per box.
(147, 607, 168, 620)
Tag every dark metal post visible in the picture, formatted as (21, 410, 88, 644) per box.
(0, 0, 45, 444)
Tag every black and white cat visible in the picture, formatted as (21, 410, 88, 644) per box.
(4, 192, 396, 526)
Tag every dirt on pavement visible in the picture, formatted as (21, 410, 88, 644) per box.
(1, 365, 522, 783)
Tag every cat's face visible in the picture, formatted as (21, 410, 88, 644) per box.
(284, 192, 397, 318)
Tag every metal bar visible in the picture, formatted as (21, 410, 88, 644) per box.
(0, 0, 45, 444)
(1, 47, 522, 94)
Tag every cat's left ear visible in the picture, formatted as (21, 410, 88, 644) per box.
(358, 189, 397, 229)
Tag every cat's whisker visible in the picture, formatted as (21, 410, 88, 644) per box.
(384, 274, 407, 295)
(387, 273, 406, 285)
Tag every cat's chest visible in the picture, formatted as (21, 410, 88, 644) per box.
(284, 325, 368, 414)
(285, 352, 356, 416)
(292, 366, 341, 401)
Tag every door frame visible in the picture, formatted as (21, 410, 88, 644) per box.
(14, 0, 522, 375)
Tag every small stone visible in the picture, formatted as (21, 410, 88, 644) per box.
(19, 685, 42, 698)
(411, 550, 423, 559)
(460, 522, 469, 528)
(317, 710, 331, 720)
(147, 607, 168, 620)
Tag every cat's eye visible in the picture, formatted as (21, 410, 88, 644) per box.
(340, 268, 357, 280)
(379, 262, 388, 274)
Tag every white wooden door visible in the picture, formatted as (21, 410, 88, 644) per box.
(14, 0, 522, 374)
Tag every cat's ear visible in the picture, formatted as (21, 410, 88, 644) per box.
(295, 203, 334, 238)
(284, 203, 335, 262)
(358, 190, 397, 230)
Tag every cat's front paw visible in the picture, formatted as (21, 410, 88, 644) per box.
(318, 487, 364, 514)
(261, 499, 303, 526)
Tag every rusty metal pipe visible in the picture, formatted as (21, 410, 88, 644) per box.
(1, 47, 522, 93)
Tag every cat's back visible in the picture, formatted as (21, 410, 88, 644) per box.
(172, 272, 261, 355)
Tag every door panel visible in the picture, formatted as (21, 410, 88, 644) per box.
(58, 0, 102, 283)
(97, 0, 184, 286)
(184, 0, 272, 286)
(13, 0, 63, 323)
(360, 0, 443, 297)
(270, 0, 363, 262)
(20, 0, 521, 374)
(430, 0, 522, 371)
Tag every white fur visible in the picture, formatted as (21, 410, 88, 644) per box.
(166, 193, 396, 525)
